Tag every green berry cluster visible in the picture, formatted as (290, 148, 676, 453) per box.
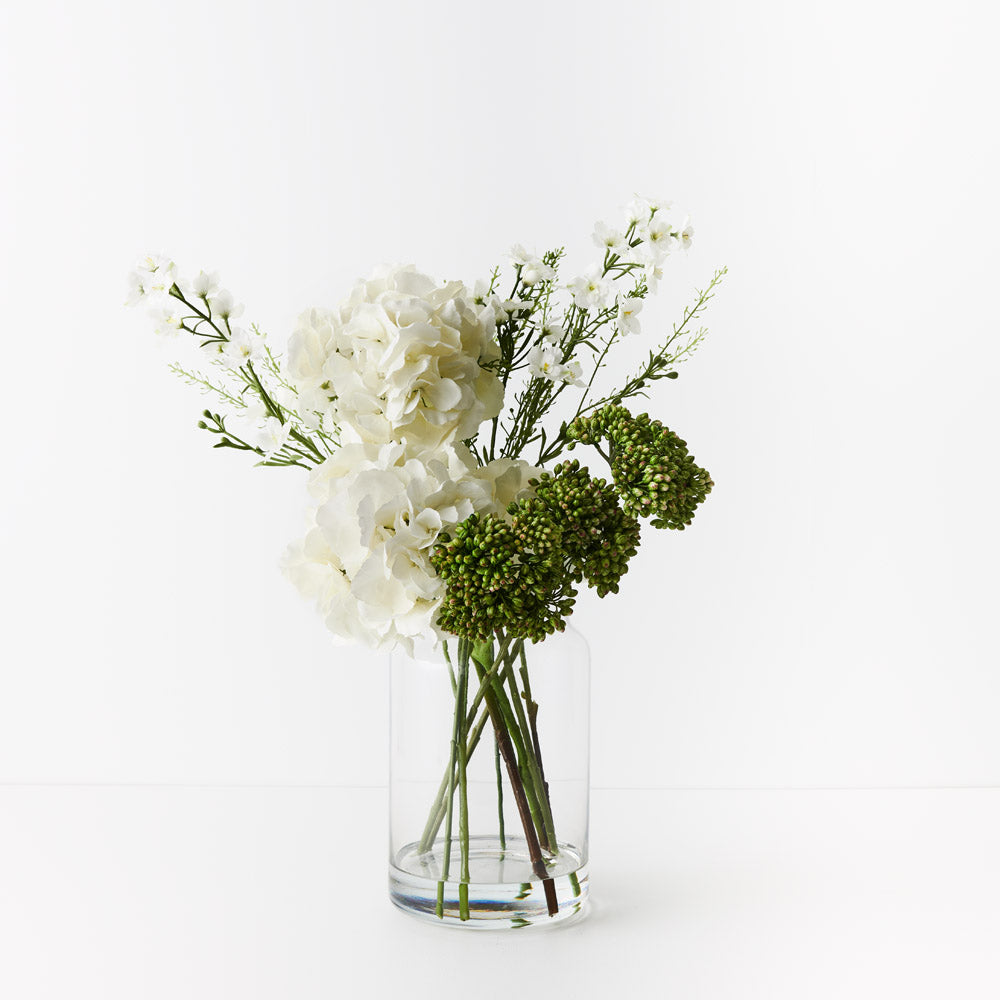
(431, 460, 640, 642)
(567, 405, 713, 530)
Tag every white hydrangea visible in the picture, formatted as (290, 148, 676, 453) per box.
(287, 265, 504, 451)
(282, 443, 537, 654)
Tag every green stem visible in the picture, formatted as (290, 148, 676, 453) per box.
(495, 734, 506, 851)
(418, 705, 490, 855)
(519, 646, 552, 827)
(417, 633, 513, 855)
(456, 652, 471, 921)
(502, 661, 557, 851)
(474, 655, 548, 850)
(480, 662, 559, 917)
(435, 639, 466, 917)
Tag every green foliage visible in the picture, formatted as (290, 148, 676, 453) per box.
(567, 406, 713, 530)
(431, 460, 640, 642)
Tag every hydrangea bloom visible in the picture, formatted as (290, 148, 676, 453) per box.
(287, 265, 504, 451)
(282, 443, 537, 653)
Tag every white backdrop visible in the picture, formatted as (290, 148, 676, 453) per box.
(2, 0, 998, 790)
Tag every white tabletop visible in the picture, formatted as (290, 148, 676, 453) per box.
(2, 786, 997, 999)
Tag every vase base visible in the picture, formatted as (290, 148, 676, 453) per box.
(390, 835, 588, 929)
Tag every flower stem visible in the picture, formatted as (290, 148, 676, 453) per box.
(476, 659, 559, 917)
(518, 646, 553, 839)
(418, 705, 490, 855)
(417, 634, 513, 855)
(456, 649, 471, 921)
(494, 735, 506, 851)
(473, 644, 559, 917)
(435, 639, 466, 918)
(502, 661, 557, 850)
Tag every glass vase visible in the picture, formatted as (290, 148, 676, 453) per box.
(389, 626, 590, 928)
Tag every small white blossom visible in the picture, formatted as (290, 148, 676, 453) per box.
(643, 257, 665, 293)
(126, 272, 147, 307)
(126, 253, 176, 305)
(191, 270, 221, 299)
(640, 214, 676, 257)
(218, 326, 264, 368)
(257, 417, 291, 458)
(563, 358, 585, 386)
(540, 322, 564, 346)
(568, 267, 613, 312)
(678, 218, 694, 250)
(626, 195, 672, 227)
(526, 344, 585, 387)
(501, 298, 533, 314)
(624, 197, 653, 227)
(616, 295, 644, 337)
(508, 244, 555, 285)
(592, 221, 627, 254)
(149, 304, 184, 337)
(209, 290, 244, 322)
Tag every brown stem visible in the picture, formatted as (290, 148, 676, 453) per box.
(519, 647, 552, 823)
(482, 685, 558, 916)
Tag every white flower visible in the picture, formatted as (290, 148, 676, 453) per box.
(508, 244, 555, 285)
(126, 253, 176, 305)
(567, 266, 613, 312)
(678, 218, 694, 250)
(592, 221, 627, 254)
(616, 295, 644, 336)
(149, 303, 184, 337)
(472, 278, 509, 327)
(500, 298, 533, 315)
(209, 290, 244, 322)
(217, 326, 264, 368)
(564, 358, 585, 386)
(624, 197, 653, 227)
(257, 417, 291, 458)
(508, 244, 533, 266)
(288, 265, 504, 451)
(283, 443, 532, 653)
(540, 322, 564, 346)
(526, 344, 586, 387)
(640, 214, 676, 257)
(643, 257, 665, 293)
(191, 270, 221, 299)
(625, 195, 672, 227)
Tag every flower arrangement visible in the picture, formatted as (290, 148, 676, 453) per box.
(129, 196, 723, 925)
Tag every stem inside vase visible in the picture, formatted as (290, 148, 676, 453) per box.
(424, 632, 560, 919)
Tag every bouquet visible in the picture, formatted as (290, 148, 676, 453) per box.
(129, 195, 722, 926)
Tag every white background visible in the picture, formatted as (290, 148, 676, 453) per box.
(3, 0, 998, 790)
(3, 0, 999, 788)
(3, 1, 1000, 995)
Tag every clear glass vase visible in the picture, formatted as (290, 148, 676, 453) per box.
(389, 626, 590, 928)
